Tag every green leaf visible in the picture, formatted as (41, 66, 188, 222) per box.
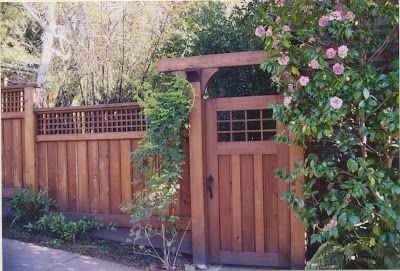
(291, 66, 300, 76)
(347, 159, 358, 173)
(363, 88, 370, 99)
(349, 215, 360, 225)
(373, 225, 381, 236)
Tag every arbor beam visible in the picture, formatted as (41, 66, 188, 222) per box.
(158, 51, 267, 72)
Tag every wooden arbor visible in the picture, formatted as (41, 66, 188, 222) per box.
(158, 51, 305, 269)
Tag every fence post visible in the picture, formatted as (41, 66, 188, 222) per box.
(24, 86, 39, 191)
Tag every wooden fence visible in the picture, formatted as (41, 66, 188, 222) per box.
(1, 85, 191, 228)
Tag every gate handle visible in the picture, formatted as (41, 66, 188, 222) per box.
(207, 175, 214, 199)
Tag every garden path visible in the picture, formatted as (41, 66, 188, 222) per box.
(2, 238, 138, 271)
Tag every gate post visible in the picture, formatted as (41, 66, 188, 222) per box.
(24, 86, 39, 191)
(289, 143, 306, 269)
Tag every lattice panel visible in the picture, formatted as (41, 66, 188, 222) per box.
(217, 109, 276, 142)
(1, 89, 25, 113)
(37, 107, 146, 135)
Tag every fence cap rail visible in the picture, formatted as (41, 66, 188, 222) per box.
(34, 102, 141, 113)
(1, 84, 38, 90)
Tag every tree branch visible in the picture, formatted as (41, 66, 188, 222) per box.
(21, 3, 45, 28)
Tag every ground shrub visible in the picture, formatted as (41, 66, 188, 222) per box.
(8, 188, 56, 224)
(25, 213, 115, 243)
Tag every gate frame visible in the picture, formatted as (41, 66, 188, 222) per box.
(158, 50, 305, 269)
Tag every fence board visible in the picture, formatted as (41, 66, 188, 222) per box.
(57, 142, 68, 211)
(88, 141, 100, 213)
(12, 119, 23, 187)
(98, 140, 110, 214)
(109, 140, 122, 214)
(67, 141, 77, 212)
(241, 155, 255, 252)
(47, 142, 58, 201)
(120, 140, 132, 213)
(37, 142, 48, 190)
(77, 141, 89, 212)
(3, 120, 13, 188)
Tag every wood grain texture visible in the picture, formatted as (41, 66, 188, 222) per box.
(57, 142, 68, 211)
(77, 141, 89, 212)
(88, 141, 100, 213)
(120, 140, 132, 213)
(241, 155, 255, 252)
(218, 155, 232, 251)
(109, 140, 122, 214)
(37, 142, 48, 190)
(47, 142, 58, 201)
(231, 154, 242, 252)
(3, 120, 13, 188)
(264, 154, 278, 253)
(66, 141, 77, 212)
(253, 154, 264, 253)
(12, 119, 23, 187)
(98, 140, 110, 214)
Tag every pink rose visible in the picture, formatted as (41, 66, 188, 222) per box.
(288, 83, 294, 92)
(343, 197, 351, 204)
(330, 11, 343, 21)
(338, 45, 348, 58)
(308, 37, 316, 43)
(326, 48, 337, 59)
(330, 96, 343, 109)
(310, 59, 320, 69)
(283, 96, 292, 107)
(255, 25, 266, 37)
(299, 76, 309, 86)
(344, 11, 355, 21)
(282, 25, 290, 32)
(278, 55, 289, 65)
(272, 40, 281, 49)
(275, 0, 284, 7)
(319, 15, 329, 27)
(326, 219, 338, 228)
(332, 63, 344, 75)
(265, 28, 273, 36)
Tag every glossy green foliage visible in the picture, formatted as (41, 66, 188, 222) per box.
(257, 0, 399, 268)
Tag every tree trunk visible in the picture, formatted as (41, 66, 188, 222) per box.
(36, 2, 57, 106)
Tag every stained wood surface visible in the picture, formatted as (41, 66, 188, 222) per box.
(206, 95, 292, 268)
(158, 51, 267, 72)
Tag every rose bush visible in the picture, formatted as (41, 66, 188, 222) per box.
(256, 0, 399, 268)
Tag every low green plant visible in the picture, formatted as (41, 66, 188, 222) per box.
(25, 213, 115, 243)
(8, 188, 56, 224)
(306, 241, 400, 270)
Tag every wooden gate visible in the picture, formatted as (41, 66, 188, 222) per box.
(205, 95, 291, 267)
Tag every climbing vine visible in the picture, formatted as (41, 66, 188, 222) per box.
(127, 75, 193, 223)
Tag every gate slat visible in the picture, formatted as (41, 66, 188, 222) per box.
(254, 154, 264, 253)
(241, 154, 255, 252)
(219, 155, 232, 251)
(231, 154, 242, 252)
(264, 154, 278, 253)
